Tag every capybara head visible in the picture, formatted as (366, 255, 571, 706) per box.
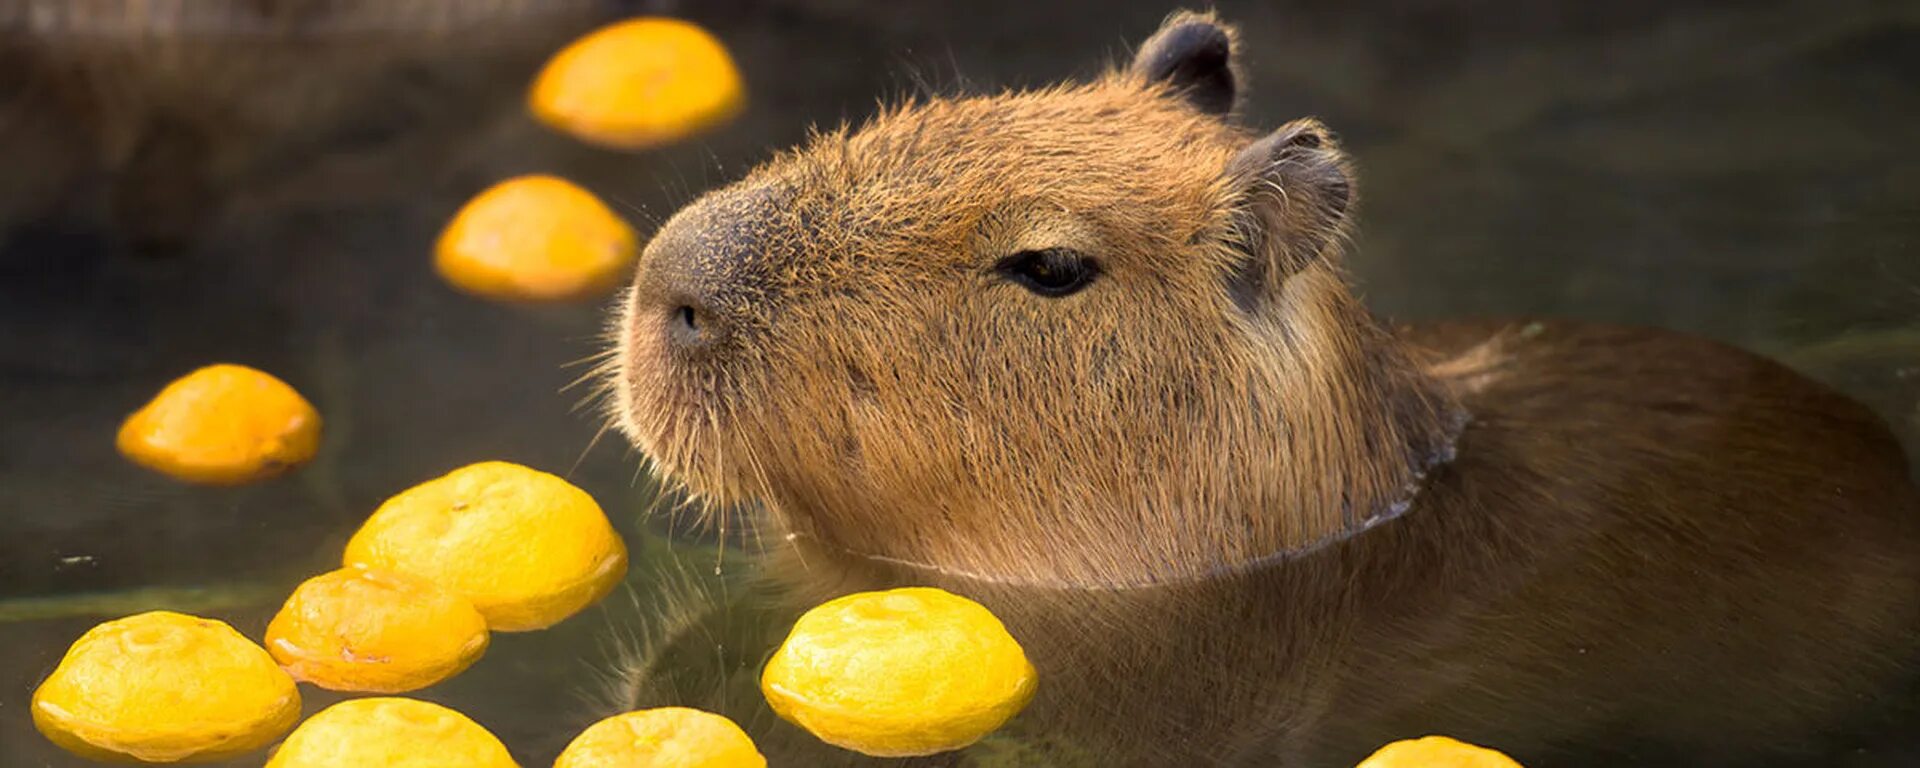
(614, 11, 1455, 587)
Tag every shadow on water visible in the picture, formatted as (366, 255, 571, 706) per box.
(1, 0, 1916, 765)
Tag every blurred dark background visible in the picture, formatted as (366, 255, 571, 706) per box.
(2, 0, 1916, 764)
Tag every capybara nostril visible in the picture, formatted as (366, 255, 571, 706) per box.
(667, 300, 718, 351)
(636, 268, 733, 357)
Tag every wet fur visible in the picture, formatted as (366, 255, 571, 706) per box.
(608, 10, 1920, 766)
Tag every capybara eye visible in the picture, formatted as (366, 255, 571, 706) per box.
(995, 248, 1099, 298)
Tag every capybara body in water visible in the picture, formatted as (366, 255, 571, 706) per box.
(608, 11, 1920, 766)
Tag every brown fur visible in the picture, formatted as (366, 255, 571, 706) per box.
(609, 10, 1920, 766)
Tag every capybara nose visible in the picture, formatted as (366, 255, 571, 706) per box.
(633, 190, 776, 360)
(630, 183, 791, 360)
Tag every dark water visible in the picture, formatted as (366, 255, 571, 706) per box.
(1, 0, 1916, 765)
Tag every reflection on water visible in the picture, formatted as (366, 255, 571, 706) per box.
(2, 0, 1916, 765)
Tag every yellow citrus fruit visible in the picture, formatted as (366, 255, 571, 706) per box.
(760, 587, 1037, 757)
(117, 363, 321, 485)
(264, 697, 518, 768)
(343, 461, 628, 632)
(554, 707, 766, 768)
(529, 17, 745, 150)
(265, 566, 490, 693)
(31, 611, 301, 763)
(435, 175, 639, 303)
(1355, 736, 1525, 768)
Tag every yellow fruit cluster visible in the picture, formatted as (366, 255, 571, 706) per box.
(258, 460, 626, 691)
(67, 16, 761, 762)
(35, 461, 633, 763)
(438, 16, 747, 305)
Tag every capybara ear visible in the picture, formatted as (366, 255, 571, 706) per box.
(1129, 10, 1241, 117)
(1220, 119, 1355, 309)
